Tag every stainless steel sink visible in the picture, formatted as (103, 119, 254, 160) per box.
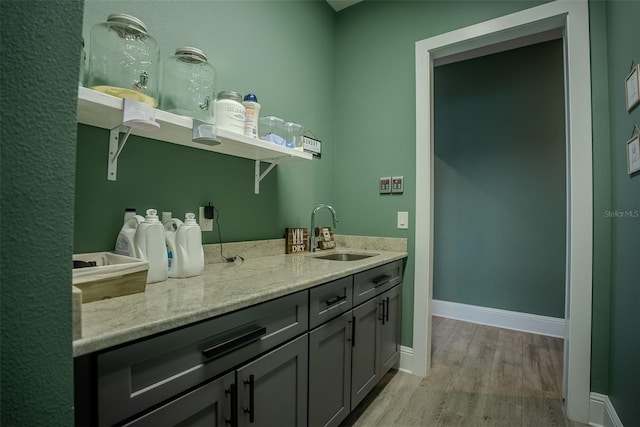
(312, 253, 377, 261)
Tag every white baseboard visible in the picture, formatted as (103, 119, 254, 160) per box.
(589, 393, 624, 427)
(398, 345, 414, 374)
(431, 299, 565, 338)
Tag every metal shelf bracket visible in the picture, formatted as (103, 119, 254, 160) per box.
(108, 125, 133, 181)
(254, 160, 280, 194)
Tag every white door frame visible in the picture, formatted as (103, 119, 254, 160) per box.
(413, 1, 592, 422)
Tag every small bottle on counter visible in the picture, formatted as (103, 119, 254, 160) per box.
(214, 91, 246, 134)
(242, 93, 261, 138)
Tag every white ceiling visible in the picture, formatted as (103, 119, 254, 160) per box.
(326, 0, 363, 12)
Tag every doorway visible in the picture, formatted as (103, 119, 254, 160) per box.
(413, 1, 593, 423)
(432, 38, 567, 330)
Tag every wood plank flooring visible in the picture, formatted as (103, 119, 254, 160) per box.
(341, 317, 587, 427)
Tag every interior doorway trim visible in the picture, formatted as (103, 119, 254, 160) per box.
(414, 1, 592, 423)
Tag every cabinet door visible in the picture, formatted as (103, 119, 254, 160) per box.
(237, 334, 308, 427)
(378, 284, 402, 376)
(350, 297, 380, 410)
(308, 312, 352, 427)
(123, 371, 235, 427)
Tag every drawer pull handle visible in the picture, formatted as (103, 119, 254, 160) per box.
(372, 274, 392, 286)
(325, 295, 347, 307)
(385, 296, 390, 322)
(202, 326, 267, 360)
(351, 316, 356, 347)
(244, 374, 255, 423)
(225, 383, 237, 425)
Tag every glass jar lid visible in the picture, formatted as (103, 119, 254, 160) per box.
(217, 91, 242, 103)
(175, 47, 208, 63)
(107, 13, 149, 35)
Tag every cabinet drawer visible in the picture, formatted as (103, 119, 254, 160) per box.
(309, 276, 353, 329)
(96, 291, 308, 426)
(353, 260, 402, 306)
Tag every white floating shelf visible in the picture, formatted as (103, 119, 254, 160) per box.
(76, 86, 313, 164)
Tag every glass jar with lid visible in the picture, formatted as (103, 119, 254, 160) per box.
(161, 47, 216, 123)
(87, 13, 160, 107)
(214, 91, 246, 134)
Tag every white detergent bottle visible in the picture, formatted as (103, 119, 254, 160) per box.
(135, 209, 168, 283)
(163, 217, 183, 278)
(114, 214, 145, 257)
(174, 212, 204, 278)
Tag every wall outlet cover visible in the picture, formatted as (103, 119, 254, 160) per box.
(397, 211, 409, 229)
(198, 206, 213, 231)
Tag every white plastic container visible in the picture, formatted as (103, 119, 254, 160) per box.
(174, 213, 204, 278)
(134, 209, 168, 283)
(214, 91, 245, 134)
(114, 214, 145, 257)
(242, 93, 260, 138)
(163, 217, 183, 278)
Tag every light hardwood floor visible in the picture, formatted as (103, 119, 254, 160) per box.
(341, 316, 588, 427)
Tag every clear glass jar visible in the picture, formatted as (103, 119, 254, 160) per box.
(259, 116, 286, 145)
(161, 47, 216, 123)
(283, 122, 303, 149)
(214, 91, 245, 134)
(87, 13, 160, 107)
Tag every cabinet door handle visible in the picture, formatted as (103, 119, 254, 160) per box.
(385, 296, 390, 322)
(372, 274, 392, 286)
(379, 300, 386, 325)
(244, 374, 255, 423)
(351, 316, 356, 347)
(225, 383, 237, 425)
(202, 326, 267, 360)
(325, 295, 347, 307)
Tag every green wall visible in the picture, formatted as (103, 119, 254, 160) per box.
(0, 1, 82, 424)
(333, 0, 547, 347)
(77, 0, 336, 253)
(602, 1, 640, 424)
(433, 40, 566, 318)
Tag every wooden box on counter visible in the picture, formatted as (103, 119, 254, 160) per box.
(286, 228, 308, 254)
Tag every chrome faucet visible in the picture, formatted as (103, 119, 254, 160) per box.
(310, 204, 337, 252)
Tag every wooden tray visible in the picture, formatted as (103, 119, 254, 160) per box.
(72, 252, 148, 303)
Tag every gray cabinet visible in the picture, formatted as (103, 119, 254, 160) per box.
(75, 259, 405, 427)
(350, 297, 380, 409)
(351, 284, 402, 409)
(308, 260, 403, 425)
(308, 311, 353, 427)
(378, 284, 402, 375)
(123, 371, 235, 427)
(237, 333, 308, 427)
(94, 291, 307, 426)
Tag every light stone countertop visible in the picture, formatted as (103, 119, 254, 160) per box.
(73, 237, 408, 357)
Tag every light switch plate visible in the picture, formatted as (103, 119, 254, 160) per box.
(380, 177, 391, 194)
(397, 211, 409, 229)
(391, 176, 404, 193)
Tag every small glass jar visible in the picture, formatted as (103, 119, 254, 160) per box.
(283, 122, 303, 149)
(161, 47, 216, 123)
(214, 91, 245, 134)
(259, 116, 286, 145)
(87, 13, 160, 107)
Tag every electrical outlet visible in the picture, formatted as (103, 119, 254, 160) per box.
(198, 206, 213, 231)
